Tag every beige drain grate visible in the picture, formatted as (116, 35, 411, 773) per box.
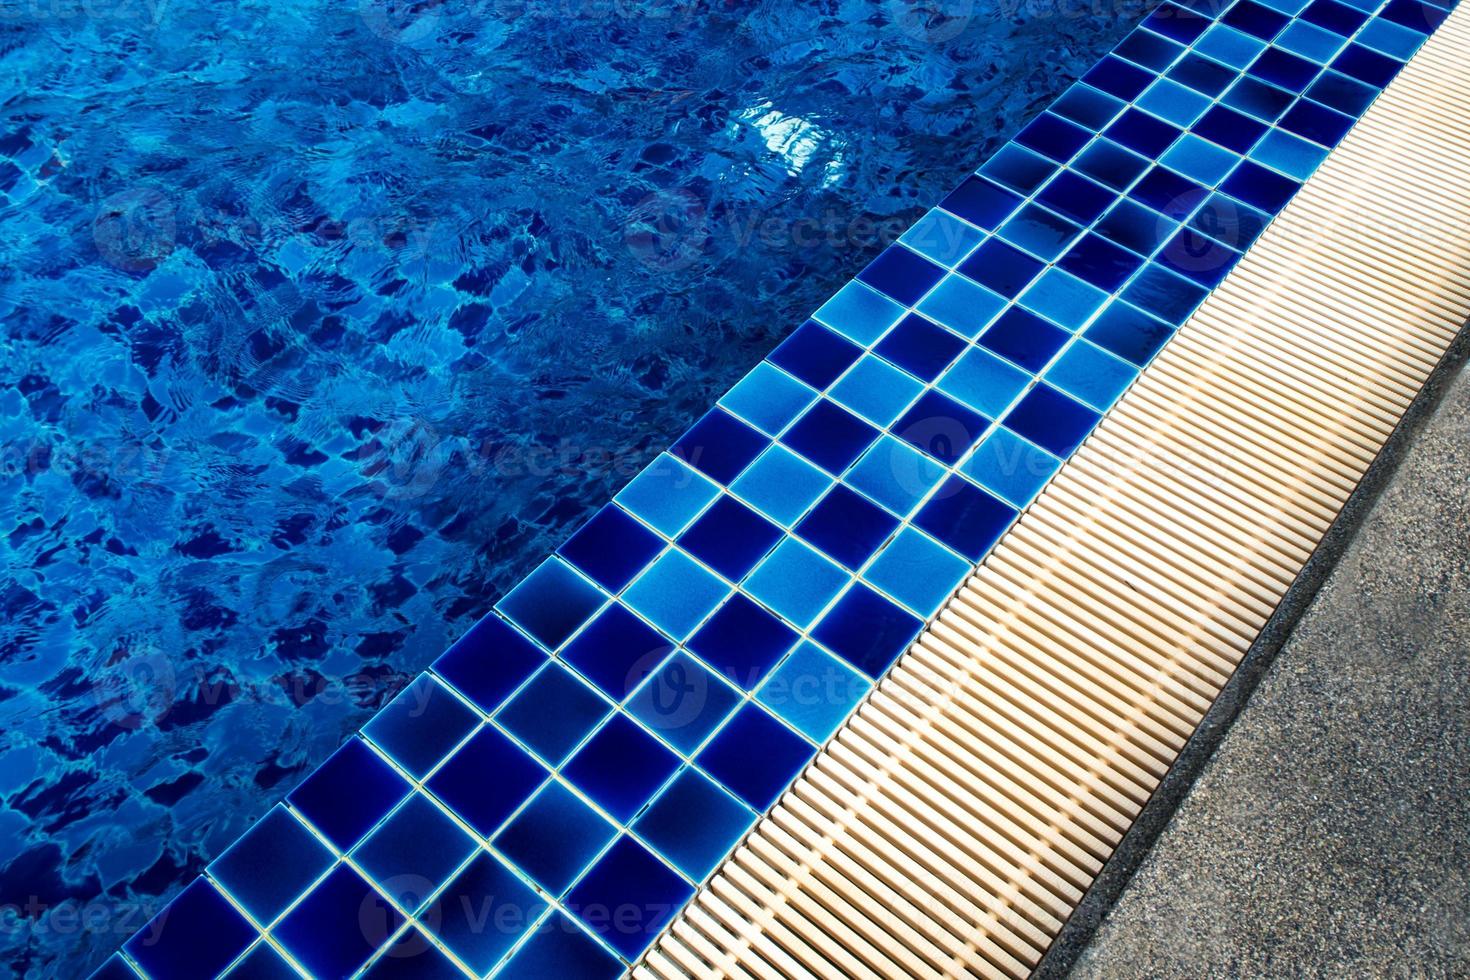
(634, 9, 1470, 979)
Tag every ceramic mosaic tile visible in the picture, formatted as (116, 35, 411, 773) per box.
(101, 0, 1455, 974)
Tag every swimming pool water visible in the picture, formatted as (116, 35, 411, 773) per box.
(0, 0, 1141, 972)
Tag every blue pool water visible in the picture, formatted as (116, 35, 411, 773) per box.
(0, 0, 1141, 973)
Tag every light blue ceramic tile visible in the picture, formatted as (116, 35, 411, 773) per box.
(1045, 338, 1138, 412)
(915, 274, 1008, 339)
(756, 641, 870, 742)
(718, 362, 817, 437)
(730, 444, 834, 526)
(743, 537, 850, 629)
(828, 354, 925, 427)
(862, 527, 972, 618)
(936, 346, 1032, 419)
(844, 435, 947, 518)
(960, 427, 1062, 508)
(622, 549, 730, 639)
(813, 280, 906, 345)
(900, 208, 986, 267)
(1018, 268, 1109, 332)
(616, 453, 720, 537)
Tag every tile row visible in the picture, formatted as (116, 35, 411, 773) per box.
(100, 0, 1450, 975)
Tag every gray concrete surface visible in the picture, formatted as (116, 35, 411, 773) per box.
(1066, 358, 1470, 979)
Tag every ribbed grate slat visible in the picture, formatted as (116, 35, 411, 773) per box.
(639, 7, 1470, 977)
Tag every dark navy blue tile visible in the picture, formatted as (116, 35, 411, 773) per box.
(1038, 171, 1117, 225)
(428, 852, 545, 976)
(1097, 199, 1173, 256)
(1052, 84, 1128, 129)
(1306, 71, 1377, 116)
(1059, 234, 1146, 292)
(1157, 227, 1240, 288)
(678, 494, 784, 580)
(498, 557, 605, 651)
(1075, 140, 1151, 192)
(1082, 55, 1155, 101)
(1143, 1, 1212, 43)
(980, 145, 1057, 196)
(856, 245, 946, 306)
(1222, 0, 1291, 39)
(768, 320, 864, 391)
(353, 794, 476, 913)
(364, 675, 480, 779)
(360, 928, 466, 980)
(1132, 167, 1211, 221)
(1222, 160, 1301, 213)
(562, 602, 674, 700)
(811, 582, 924, 677)
(781, 399, 882, 476)
(1003, 384, 1102, 457)
(1084, 301, 1177, 365)
(1014, 112, 1092, 162)
(1192, 104, 1269, 153)
(1331, 43, 1402, 87)
(1249, 46, 1321, 91)
(977, 307, 1071, 375)
(913, 476, 1017, 562)
(698, 703, 816, 809)
(494, 661, 609, 766)
(1106, 109, 1184, 159)
(958, 238, 1046, 298)
(274, 865, 405, 979)
(627, 651, 742, 754)
(494, 781, 617, 895)
(209, 807, 334, 925)
(893, 389, 992, 466)
(287, 737, 410, 851)
(1168, 53, 1237, 97)
(1190, 191, 1271, 251)
(1279, 99, 1355, 147)
(688, 593, 800, 690)
(1121, 264, 1212, 326)
(124, 880, 256, 980)
(557, 504, 665, 593)
(671, 407, 770, 486)
(634, 769, 753, 881)
(1114, 28, 1186, 71)
(501, 912, 622, 980)
(1223, 76, 1295, 122)
(1001, 203, 1085, 261)
(566, 837, 694, 960)
(1382, 0, 1449, 31)
(939, 175, 1024, 229)
(875, 313, 966, 381)
(427, 724, 547, 835)
(564, 714, 681, 822)
(1303, 0, 1370, 34)
(433, 614, 545, 714)
(796, 484, 901, 570)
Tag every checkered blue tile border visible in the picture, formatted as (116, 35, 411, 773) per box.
(96, 0, 1453, 975)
